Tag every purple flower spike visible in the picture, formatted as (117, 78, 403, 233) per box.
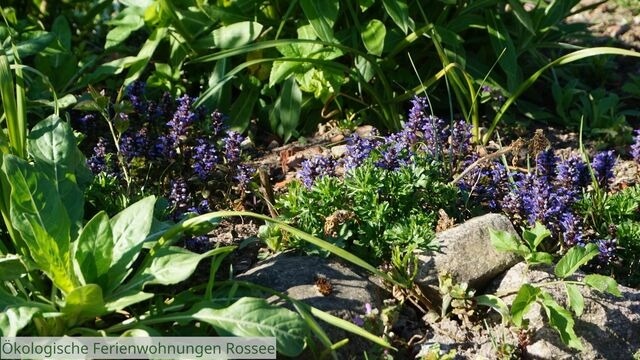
(223, 131, 244, 164)
(298, 155, 335, 188)
(591, 150, 616, 190)
(192, 137, 219, 180)
(631, 129, 640, 163)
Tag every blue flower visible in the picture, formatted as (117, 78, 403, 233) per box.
(631, 129, 640, 163)
(299, 155, 335, 188)
(223, 131, 244, 164)
(375, 133, 412, 170)
(596, 238, 617, 265)
(87, 137, 109, 174)
(168, 178, 191, 218)
(167, 95, 197, 147)
(559, 212, 584, 247)
(126, 81, 147, 114)
(591, 150, 616, 190)
(192, 137, 219, 180)
(342, 130, 381, 170)
(536, 149, 557, 180)
(235, 164, 255, 191)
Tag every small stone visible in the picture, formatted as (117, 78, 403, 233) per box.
(414, 213, 520, 302)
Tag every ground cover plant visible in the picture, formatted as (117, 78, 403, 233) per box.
(2, 0, 640, 358)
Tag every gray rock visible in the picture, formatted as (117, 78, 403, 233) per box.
(489, 262, 640, 359)
(236, 252, 388, 357)
(419, 262, 640, 359)
(415, 213, 521, 302)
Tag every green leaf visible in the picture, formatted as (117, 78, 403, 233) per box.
(271, 76, 302, 142)
(524, 251, 554, 265)
(62, 284, 106, 325)
(211, 21, 263, 49)
(483, 47, 640, 144)
(104, 291, 154, 312)
(361, 19, 386, 56)
(540, 292, 583, 350)
(124, 26, 168, 86)
(489, 228, 528, 255)
(584, 274, 622, 297)
(192, 297, 307, 357)
(105, 8, 145, 49)
(554, 243, 599, 279)
(299, 0, 339, 42)
(522, 222, 551, 251)
(142, 246, 235, 286)
(565, 283, 584, 316)
(486, 13, 521, 92)
(360, 0, 375, 12)
(381, 0, 410, 34)
(0, 307, 41, 336)
(75, 211, 114, 287)
(0, 255, 30, 280)
(510, 284, 541, 327)
(12, 32, 56, 60)
(506, 0, 536, 35)
(3, 154, 76, 293)
(107, 196, 156, 291)
(27, 116, 84, 235)
(475, 294, 510, 324)
(229, 77, 260, 132)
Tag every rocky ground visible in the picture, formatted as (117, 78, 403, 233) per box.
(201, 1, 640, 358)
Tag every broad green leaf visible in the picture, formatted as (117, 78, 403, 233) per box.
(124, 26, 168, 86)
(271, 76, 302, 143)
(489, 228, 528, 255)
(475, 294, 510, 324)
(554, 243, 599, 279)
(381, 0, 410, 34)
(11, 33, 56, 61)
(108, 196, 156, 291)
(202, 59, 231, 109)
(28, 116, 84, 234)
(299, 0, 339, 42)
(62, 284, 106, 325)
(75, 211, 114, 287)
(105, 8, 145, 49)
(0, 255, 29, 280)
(22, 215, 77, 293)
(584, 274, 622, 297)
(142, 246, 235, 286)
(361, 19, 386, 56)
(522, 222, 551, 250)
(510, 284, 541, 327)
(524, 251, 554, 265)
(0, 307, 41, 336)
(104, 291, 154, 312)
(565, 283, 584, 316)
(211, 21, 263, 49)
(229, 77, 260, 132)
(355, 55, 374, 82)
(192, 297, 307, 357)
(540, 292, 583, 350)
(3, 155, 76, 293)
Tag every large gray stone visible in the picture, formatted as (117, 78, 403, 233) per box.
(418, 263, 640, 359)
(490, 262, 640, 359)
(415, 213, 521, 301)
(236, 252, 388, 357)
